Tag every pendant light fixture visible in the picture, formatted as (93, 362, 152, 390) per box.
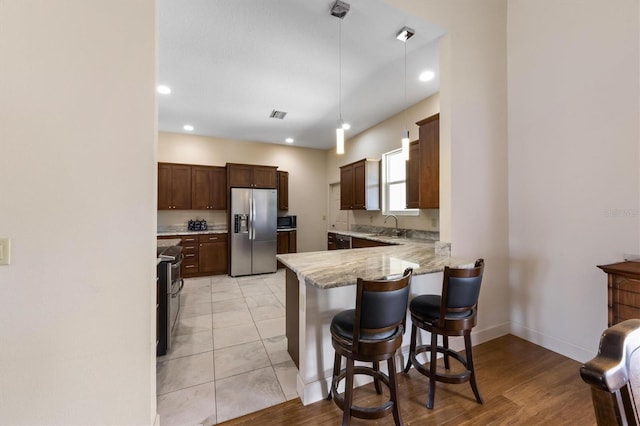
(397, 26, 415, 161)
(331, 1, 350, 155)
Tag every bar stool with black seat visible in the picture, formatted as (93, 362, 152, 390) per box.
(404, 259, 484, 409)
(327, 267, 413, 426)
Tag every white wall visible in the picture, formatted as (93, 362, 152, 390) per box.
(390, 0, 511, 343)
(158, 132, 328, 252)
(508, 0, 640, 361)
(0, 1, 157, 424)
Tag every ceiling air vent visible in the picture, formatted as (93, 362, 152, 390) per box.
(269, 110, 287, 120)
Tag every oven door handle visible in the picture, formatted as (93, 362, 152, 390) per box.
(170, 278, 184, 297)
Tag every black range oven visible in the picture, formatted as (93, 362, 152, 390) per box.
(157, 245, 184, 356)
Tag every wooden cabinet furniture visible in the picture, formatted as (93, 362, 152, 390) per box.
(227, 163, 277, 188)
(339, 159, 380, 210)
(191, 165, 227, 210)
(278, 170, 289, 210)
(180, 234, 199, 277)
(198, 233, 227, 275)
(406, 113, 439, 209)
(277, 230, 297, 268)
(159, 233, 228, 277)
(158, 163, 192, 209)
(598, 261, 640, 326)
(327, 233, 337, 250)
(351, 236, 393, 249)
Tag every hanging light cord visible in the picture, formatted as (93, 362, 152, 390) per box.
(404, 40, 408, 133)
(339, 19, 343, 122)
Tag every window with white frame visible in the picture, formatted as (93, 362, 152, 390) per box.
(382, 148, 418, 215)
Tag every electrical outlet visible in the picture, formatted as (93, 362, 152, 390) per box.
(0, 238, 10, 265)
(431, 218, 437, 227)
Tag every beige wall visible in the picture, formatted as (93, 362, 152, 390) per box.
(0, 1, 157, 424)
(158, 132, 328, 252)
(326, 94, 441, 232)
(390, 0, 511, 344)
(507, 0, 640, 361)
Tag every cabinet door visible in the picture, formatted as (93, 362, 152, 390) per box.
(352, 160, 366, 209)
(158, 163, 191, 210)
(227, 164, 253, 188)
(158, 163, 172, 209)
(253, 166, 277, 188)
(417, 114, 439, 209)
(277, 231, 289, 254)
(191, 166, 211, 209)
(340, 166, 353, 210)
(277, 171, 289, 210)
(405, 141, 420, 209)
(210, 166, 227, 210)
(199, 234, 227, 274)
(288, 230, 297, 253)
(170, 164, 192, 209)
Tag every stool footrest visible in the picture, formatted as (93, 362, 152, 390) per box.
(410, 344, 472, 384)
(330, 366, 395, 420)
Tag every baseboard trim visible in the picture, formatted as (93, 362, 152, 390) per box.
(510, 321, 595, 363)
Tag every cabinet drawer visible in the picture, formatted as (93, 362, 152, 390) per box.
(199, 233, 228, 243)
(181, 236, 198, 244)
(182, 260, 199, 272)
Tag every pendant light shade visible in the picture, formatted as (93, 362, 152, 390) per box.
(401, 129, 410, 161)
(336, 126, 345, 155)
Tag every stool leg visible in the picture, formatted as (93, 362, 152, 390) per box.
(443, 335, 450, 370)
(427, 330, 438, 409)
(404, 323, 417, 373)
(343, 357, 354, 426)
(464, 332, 483, 405)
(373, 361, 382, 394)
(387, 356, 403, 426)
(328, 351, 341, 400)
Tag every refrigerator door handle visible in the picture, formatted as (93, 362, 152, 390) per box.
(250, 194, 255, 240)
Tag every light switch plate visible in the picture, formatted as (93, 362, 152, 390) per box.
(0, 238, 10, 265)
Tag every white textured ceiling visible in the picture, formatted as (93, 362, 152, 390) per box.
(158, 0, 445, 150)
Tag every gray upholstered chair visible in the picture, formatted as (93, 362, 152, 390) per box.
(580, 319, 640, 425)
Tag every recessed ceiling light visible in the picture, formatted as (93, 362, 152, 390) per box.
(342, 122, 351, 130)
(419, 71, 435, 82)
(285, 138, 294, 143)
(183, 124, 194, 131)
(157, 85, 171, 95)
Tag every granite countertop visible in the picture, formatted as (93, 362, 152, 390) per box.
(157, 238, 182, 248)
(277, 239, 472, 290)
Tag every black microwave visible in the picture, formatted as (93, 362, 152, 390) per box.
(277, 215, 296, 229)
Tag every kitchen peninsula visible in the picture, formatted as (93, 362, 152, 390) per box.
(276, 234, 473, 405)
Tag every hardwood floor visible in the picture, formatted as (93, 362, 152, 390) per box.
(219, 335, 596, 425)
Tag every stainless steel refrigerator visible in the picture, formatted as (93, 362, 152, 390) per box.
(230, 188, 277, 276)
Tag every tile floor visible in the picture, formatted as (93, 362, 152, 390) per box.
(156, 269, 298, 425)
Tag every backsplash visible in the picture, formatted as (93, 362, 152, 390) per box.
(350, 224, 439, 242)
(157, 210, 227, 233)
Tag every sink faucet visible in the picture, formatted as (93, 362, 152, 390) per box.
(384, 214, 400, 236)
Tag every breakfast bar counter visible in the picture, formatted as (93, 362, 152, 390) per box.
(276, 242, 472, 405)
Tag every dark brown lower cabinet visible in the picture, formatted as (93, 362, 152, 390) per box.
(198, 233, 228, 275)
(277, 230, 297, 268)
(351, 236, 392, 248)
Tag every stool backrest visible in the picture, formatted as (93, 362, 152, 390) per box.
(440, 259, 484, 321)
(353, 268, 413, 347)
